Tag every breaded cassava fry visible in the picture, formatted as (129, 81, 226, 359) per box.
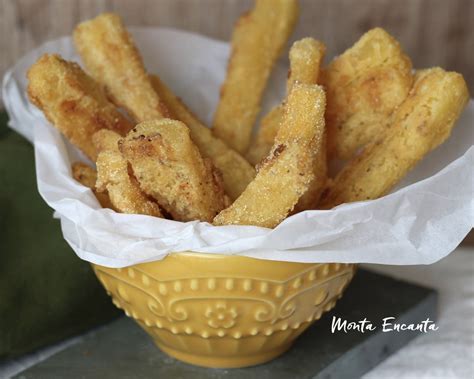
(71, 162, 114, 209)
(322, 28, 413, 160)
(92, 128, 121, 153)
(213, 0, 299, 153)
(149, 75, 255, 200)
(246, 106, 286, 166)
(214, 84, 326, 228)
(286, 38, 326, 91)
(74, 13, 169, 121)
(27, 54, 133, 160)
(92, 129, 162, 217)
(247, 37, 326, 165)
(247, 38, 327, 210)
(72, 162, 97, 188)
(75, 13, 254, 199)
(120, 120, 226, 222)
(294, 130, 327, 212)
(320, 68, 469, 208)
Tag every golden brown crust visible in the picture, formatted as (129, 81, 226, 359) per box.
(71, 162, 114, 209)
(213, 84, 326, 228)
(247, 38, 326, 166)
(286, 38, 326, 92)
(322, 28, 414, 160)
(72, 162, 97, 189)
(92, 128, 122, 153)
(246, 38, 328, 211)
(120, 119, 226, 222)
(246, 96, 286, 167)
(294, 130, 327, 212)
(92, 129, 162, 217)
(27, 54, 133, 160)
(149, 75, 255, 200)
(74, 13, 169, 122)
(212, 0, 299, 154)
(320, 68, 469, 208)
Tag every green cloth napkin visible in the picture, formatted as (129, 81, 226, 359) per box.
(0, 112, 121, 359)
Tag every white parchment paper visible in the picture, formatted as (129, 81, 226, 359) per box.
(2, 28, 473, 268)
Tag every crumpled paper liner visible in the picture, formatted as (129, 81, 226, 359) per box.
(3, 27, 473, 267)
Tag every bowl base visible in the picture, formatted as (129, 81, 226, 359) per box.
(155, 340, 293, 368)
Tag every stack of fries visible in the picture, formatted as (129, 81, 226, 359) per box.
(27, 1, 469, 230)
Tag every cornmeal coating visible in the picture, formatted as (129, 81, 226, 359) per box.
(75, 13, 255, 200)
(320, 68, 469, 208)
(149, 75, 255, 200)
(213, 0, 299, 154)
(294, 130, 327, 212)
(71, 162, 114, 209)
(74, 13, 169, 122)
(120, 120, 226, 222)
(286, 38, 326, 91)
(247, 38, 326, 166)
(214, 84, 326, 228)
(93, 129, 162, 217)
(322, 28, 414, 160)
(27, 54, 133, 160)
(245, 38, 327, 210)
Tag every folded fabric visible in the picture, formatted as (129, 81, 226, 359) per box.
(0, 112, 120, 359)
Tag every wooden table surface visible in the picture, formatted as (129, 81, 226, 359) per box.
(1, 0, 473, 108)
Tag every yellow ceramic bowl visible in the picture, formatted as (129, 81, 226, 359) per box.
(92, 253, 355, 368)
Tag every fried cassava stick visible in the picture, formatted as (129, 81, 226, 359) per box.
(27, 54, 133, 160)
(74, 13, 169, 121)
(214, 84, 326, 228)
(120, 119, 226, 222)
(320, 68, 469, 208)
(212, 0, 299, 154)
(322, 28, 413, 160)
(247, 38, 326, 166)
(149, 75, 255, 200)
(75, 13, 255, 200)
(93, 129, 162, 217)
(72, 162, 114, 209)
